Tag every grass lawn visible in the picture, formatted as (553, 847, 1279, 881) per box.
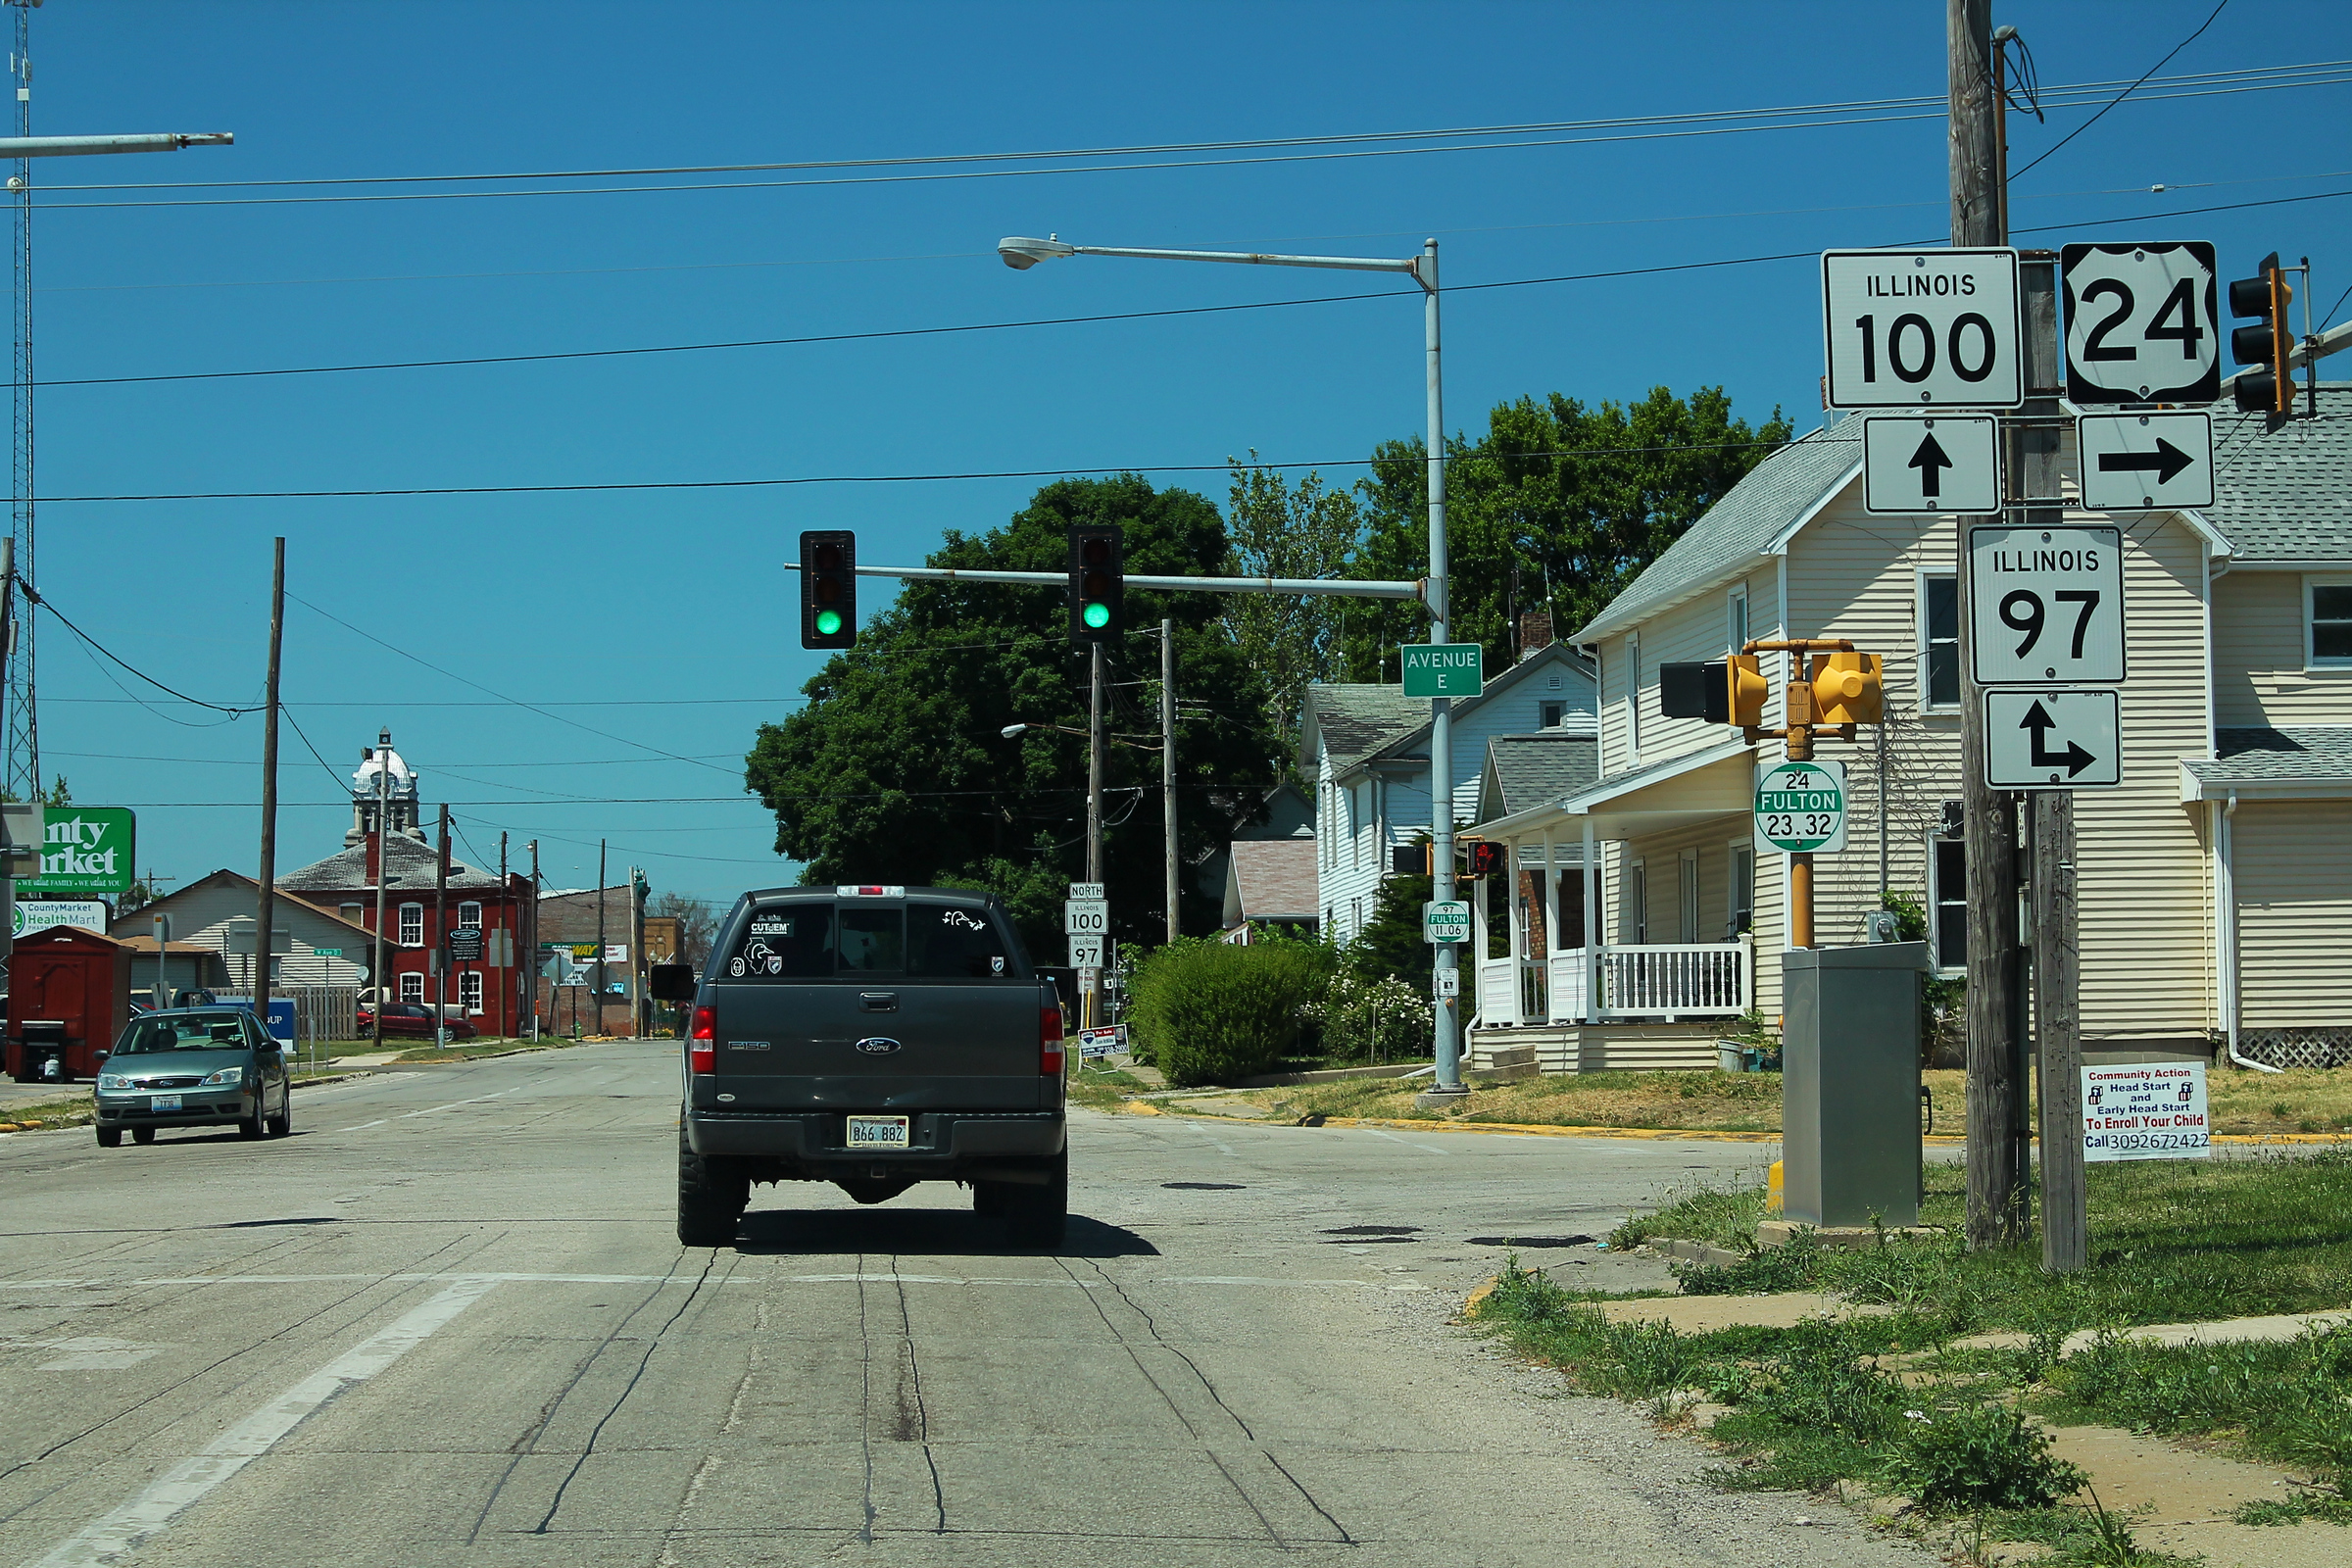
(384, 1037, 605, 1063)
(1220, 1063, 2352, 1138)
(1068, 1063, 1150, 1112)
(1470, 1149, 2352, 1552)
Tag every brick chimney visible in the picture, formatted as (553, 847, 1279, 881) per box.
(365, 830, 380, 887)
(1517, 612, 1554, 661)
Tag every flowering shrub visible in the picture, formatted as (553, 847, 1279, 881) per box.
(1298, 970, 1431, 1064)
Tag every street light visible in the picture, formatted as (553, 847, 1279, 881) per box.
(997, 231, 1466, 1099)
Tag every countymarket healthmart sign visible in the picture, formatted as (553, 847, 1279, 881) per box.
(18, 808, 136, 896)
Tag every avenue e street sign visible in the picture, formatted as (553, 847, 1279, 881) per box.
(1399, 643, 1483, 698)
(1822, 248, 2023, 410)
(1422, 900, 1470, 945)
(1754, 760, 1847, 854)
(1966, 524, 2126, 686)
(2060, 242, 2220, 406)
(2078, 412, 2214, 512)
(1983, 690, 2121, 790)
(1861, 415, 1999, 514)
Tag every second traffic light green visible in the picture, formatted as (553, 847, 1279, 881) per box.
(1066, 523, 1124, 642)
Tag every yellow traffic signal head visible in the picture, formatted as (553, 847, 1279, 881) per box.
(1726, 655, 1767, 727)
(1809, 651, 1884, 725)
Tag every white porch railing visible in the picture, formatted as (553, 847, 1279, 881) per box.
(1473, 942, 1749, 1025)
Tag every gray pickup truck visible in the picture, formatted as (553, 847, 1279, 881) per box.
(662, 884, 1067, 1248)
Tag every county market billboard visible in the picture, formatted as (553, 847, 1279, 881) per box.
(18, 807, 136, 897)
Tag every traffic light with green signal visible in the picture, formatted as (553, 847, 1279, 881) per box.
(1066, 524, 1124, 642)
(2229, 251, 2294, 423)
(801, 530, 857, 649)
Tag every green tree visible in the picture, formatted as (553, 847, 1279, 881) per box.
(1222, 458, 1361, 748)
(745, 475, 1287, 955)
(1336, 386, 1790, 680)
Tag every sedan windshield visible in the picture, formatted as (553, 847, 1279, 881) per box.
(115, 1014, 251, 1054)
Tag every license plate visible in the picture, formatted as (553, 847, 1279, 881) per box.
(846, 1115, 910, 1149)
(150, 1094, 182, 1112)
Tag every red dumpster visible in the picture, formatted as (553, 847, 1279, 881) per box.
(7, 926, 133, 1083)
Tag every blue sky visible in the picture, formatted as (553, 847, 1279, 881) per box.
(21, 0, 2352, 903)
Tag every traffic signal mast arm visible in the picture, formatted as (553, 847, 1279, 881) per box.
(784, 561, 1434, 609)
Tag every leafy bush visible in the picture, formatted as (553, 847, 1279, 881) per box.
(1884, 1403, 2086, 1513)
(1298, 969, 1430, 1064)
(1127, 938, 1333, 1087)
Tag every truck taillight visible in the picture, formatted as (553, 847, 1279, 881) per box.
(1040, 1004, 1064, 1075)
(690, 1005, 716, 1075)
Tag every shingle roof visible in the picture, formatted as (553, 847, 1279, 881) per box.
(280, 832, 507, 892)
(1484, 733, 1600, 817)
(1313, 642, 1595, 780)
(1226, 839, 1319, 922)
(1298, 683, 1427, 771)
(2203, 384, 2352, 564)
(2184, 726, 2352, 785)
(1573, 418, 1860, 645)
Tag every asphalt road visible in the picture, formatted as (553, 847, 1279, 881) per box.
(0, 1042, 1934, 1567)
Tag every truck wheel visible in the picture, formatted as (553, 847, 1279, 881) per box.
(971, 1181, 1007, 1217)
(677, 1128, 749, 1248)
(95, 1126, 122, 1149)
(1004, 1152, 1067, 1248)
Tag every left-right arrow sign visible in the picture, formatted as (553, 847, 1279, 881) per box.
(2079, 411, 2214, 512)
(1984, 689, 2122, 790)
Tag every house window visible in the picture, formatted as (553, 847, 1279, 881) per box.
(1930, 838, 1968, 971)
(399, 971, 424, 1003)
(339, 903, 363, 926)
(459, 901, 482, 929)
(1728, 588, 1749, 654)
(1623, 859, 1647, 944)
(398, 903, 423, 948)
(1729, 845, 1755, 938)
(1539, 701, 1564, 728)
(1921, 575, 1960, 709)
(460, 970, 484, 1014)
(2311, 578, 2352, 666)
(1678, 850, 1700, 944)
(1625, 633, 1642, 758)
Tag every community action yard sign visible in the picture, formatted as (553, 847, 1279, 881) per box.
(2082, 1061, 2210, 1162)
(18, 808, 136, 896)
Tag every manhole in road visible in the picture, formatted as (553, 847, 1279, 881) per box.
(1465, 1234, 1595, 1249)
(1160, 1182, 1246, 1191)
(1321, 1224, 1420, 1236)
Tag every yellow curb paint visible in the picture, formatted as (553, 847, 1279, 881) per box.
(1119, 1100, 1163, 1116)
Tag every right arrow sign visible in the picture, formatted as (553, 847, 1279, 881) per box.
(2078, 411, 2215, 512)
(1983, 689, 2122, 790)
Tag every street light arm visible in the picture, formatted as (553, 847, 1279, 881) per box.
(998, 233, 1424, 282)
(0, 132, 233, 157)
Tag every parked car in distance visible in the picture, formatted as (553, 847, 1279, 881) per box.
(92, 1006, 292, 1147)
(354, 1004, 478, 1041)
(664, 884, 1066, 1249)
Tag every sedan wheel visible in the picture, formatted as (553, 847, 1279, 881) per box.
(95, 1126, 122, 1149)
(269, 1090, 292, 1138)
(132, 1126, 157, 1146)
(239, 1101, 267, 1140)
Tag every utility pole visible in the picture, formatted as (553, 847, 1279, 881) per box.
(630, 863, 643, 1037)
(1160, 618, 1178, 945)
(1084, 641, 1104, 1030)
(254, 538, 284, 1033)
(1951, 0, 2027, 1250)
(369, 729, 390, 1049)
(527, 839, 540, 1041)
(595, 838, 608, 1038)
(498, 830, 509, 1041)
(1422, 237, 1464, 1100)
(434, 803, 449, 1050)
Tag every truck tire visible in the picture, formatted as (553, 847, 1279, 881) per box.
(677, 1127, 749, 1248)
(1003, 1152, 1067, 1248)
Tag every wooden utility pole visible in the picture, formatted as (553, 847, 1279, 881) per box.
(595, 838, 608, 1037)
(1085, 641, 1104, 1030)
(1160, 618, 1178, 945)
(497, 830, 508, 1041)
(369, 730, 390, 1049)
(527, 839, 540, 1041)
(1952, 0, 2028, 1249)
(434, 804, 450, 1049)
(254, 537, 284, 1034)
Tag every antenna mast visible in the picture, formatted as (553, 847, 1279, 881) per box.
(4, 0, 37, 801)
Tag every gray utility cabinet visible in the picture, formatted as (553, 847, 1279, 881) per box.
(1781, 942, 1928, 1228)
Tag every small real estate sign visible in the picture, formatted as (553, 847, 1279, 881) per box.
(18, 807, 136, 896)
(2082, 1061, 2211, 1162)
(1075, 1024, 1127, 1059)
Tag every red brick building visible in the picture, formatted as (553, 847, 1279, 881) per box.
(279, 732, 535, 1037)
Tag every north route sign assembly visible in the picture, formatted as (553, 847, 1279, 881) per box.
(1861, 415, 1999, 514)
(2060, 242, 2220, 406)
(1822, 248, 2022, 410)
(1966, 524, 2126, 686)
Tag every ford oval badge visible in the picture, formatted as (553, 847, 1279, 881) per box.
(854, 1037, 903, 1056)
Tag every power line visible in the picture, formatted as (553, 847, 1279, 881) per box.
(29, 589, 261, 714)
(2012, 1, 2233, 182)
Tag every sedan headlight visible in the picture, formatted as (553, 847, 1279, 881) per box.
(96, 1073, 132, 1091)
(200, 1066, 244, 1087)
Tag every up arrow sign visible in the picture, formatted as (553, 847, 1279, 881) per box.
(2020, 699, 2096, 777)
(1908, 431, 1953, 498)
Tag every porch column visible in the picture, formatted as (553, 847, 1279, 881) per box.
(1582, 816, 1600, 1025)
(1506, 842, 1524, 1023)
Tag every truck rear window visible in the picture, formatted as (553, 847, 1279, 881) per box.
(718, 900, 1017, 980)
